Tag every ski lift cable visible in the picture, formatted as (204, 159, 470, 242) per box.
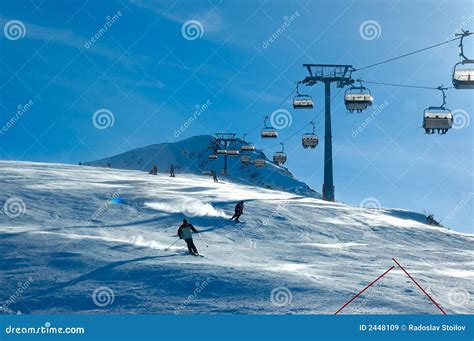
(353, 35, 468, 72)
(359, 80, 451, 90)
(260, 87, 345, 151)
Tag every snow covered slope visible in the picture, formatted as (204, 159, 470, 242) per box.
(84, 135, 318, 197)
(0, 161, 472, 314)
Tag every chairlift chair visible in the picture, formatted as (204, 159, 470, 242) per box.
(241, 134, 256, 151)
(293, 82, 314, 109)
(344, 80, 373, 113)
(452, 30, 474, 89)
(254, 159, 265, 168)
(208, 154, 218, 160)
(241, 144, 256, 151)
(422, 86, 453, 135)
(240, 155, 251, 164)
(227, 150, 240, 156)
(302, 122, 319, 149)
(217, 149, 227, 155)
(261, 116, 278, 138)
(273, 143, 287, 165)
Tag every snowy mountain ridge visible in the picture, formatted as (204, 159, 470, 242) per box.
(84, 135, 318, 197)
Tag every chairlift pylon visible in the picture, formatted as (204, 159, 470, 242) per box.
(423, 86, 453, 135)
(293, 82, 314, 109)
(453, 30, 474, 89)
(344, 79, 373, 113)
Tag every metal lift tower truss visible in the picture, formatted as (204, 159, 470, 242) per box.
(215, 133, 237, 176)
(301, 64, 354, 202)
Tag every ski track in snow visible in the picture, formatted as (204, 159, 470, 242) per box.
(0, 161, 472, 314)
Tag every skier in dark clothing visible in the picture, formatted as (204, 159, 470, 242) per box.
(177, 219, 199, 255)
(230, 201, 244, 222)
(149, 164, 158, 175)
(170, 164, 175, 177)
(212, 170, 218, 183)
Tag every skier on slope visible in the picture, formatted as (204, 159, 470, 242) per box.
(212, 170, 218, 183)
(230, 201, 244, 222)
(177, 219, 200, 255)
(170, 164, 175, 177)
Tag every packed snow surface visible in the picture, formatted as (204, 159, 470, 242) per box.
(0, 161, 472, 314)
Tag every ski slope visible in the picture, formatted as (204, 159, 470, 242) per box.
(0, 161, 472, 314)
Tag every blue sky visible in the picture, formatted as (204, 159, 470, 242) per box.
(0, 0, 473, 232)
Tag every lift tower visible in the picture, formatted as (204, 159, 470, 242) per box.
(302, 64, 353, 202)
(215, 133, 237, 176)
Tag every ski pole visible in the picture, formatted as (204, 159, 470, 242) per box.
(165, 238, 180, 251)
